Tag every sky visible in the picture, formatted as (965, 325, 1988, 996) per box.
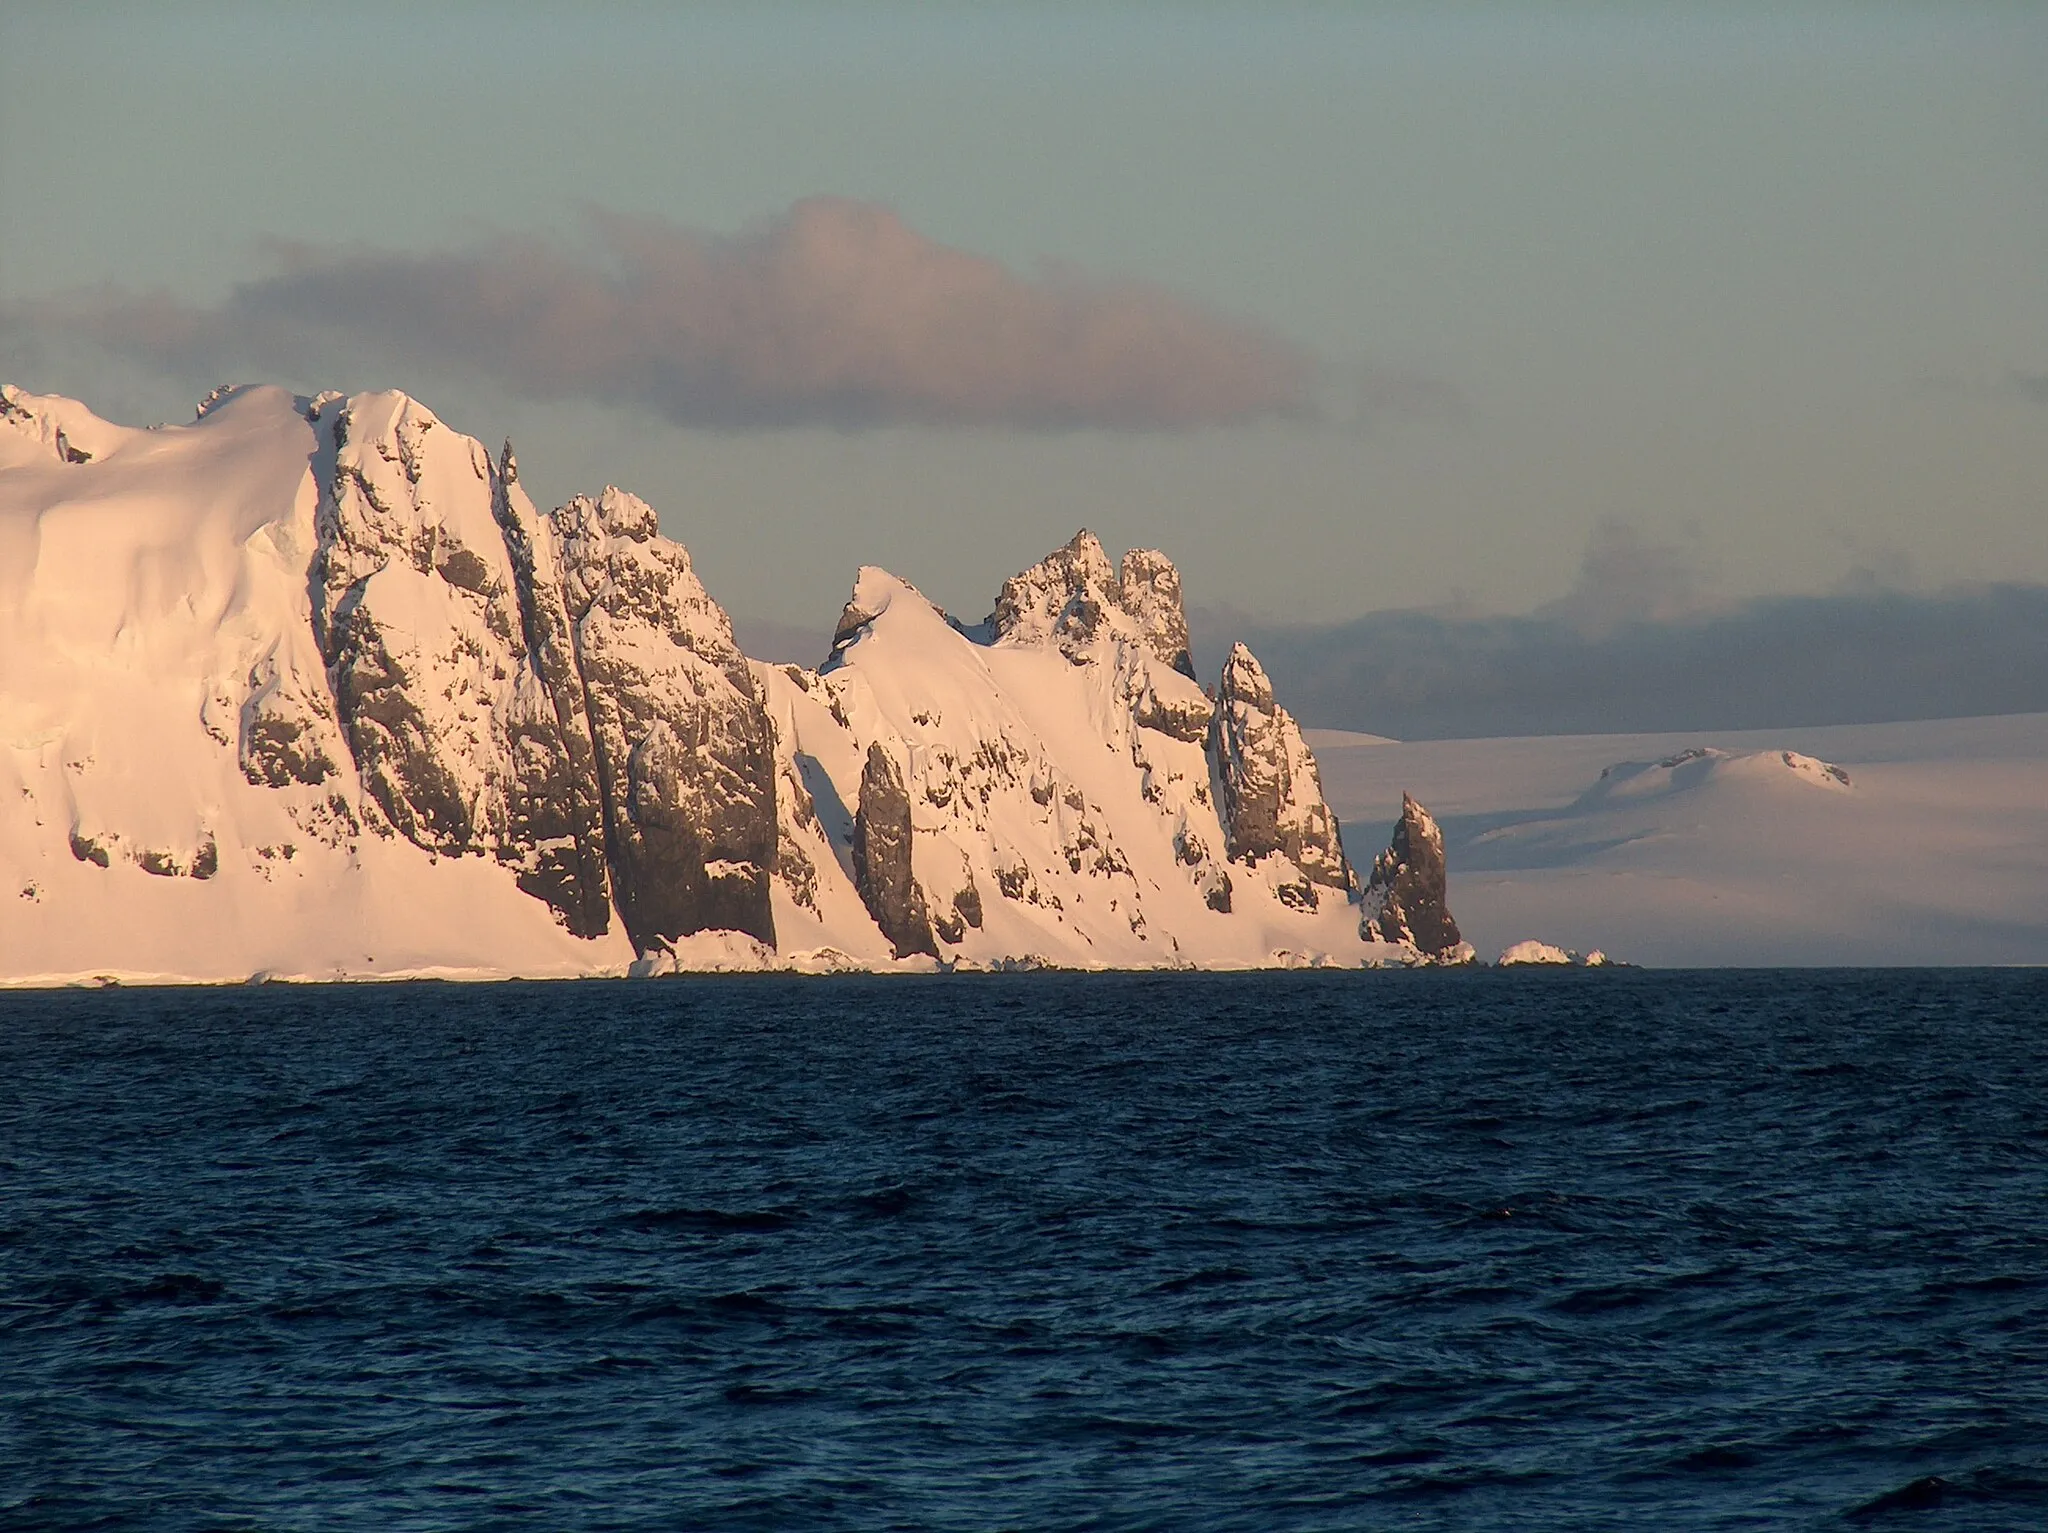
(2, 2, 2044, 681)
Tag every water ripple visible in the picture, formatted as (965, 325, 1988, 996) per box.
(2, 970, 2045, 1530)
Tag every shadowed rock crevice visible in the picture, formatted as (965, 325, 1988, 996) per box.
(489, 442, 614, 938)
(852, 742, 937, 959)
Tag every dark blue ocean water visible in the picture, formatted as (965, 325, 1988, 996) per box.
(2, 972, 2045, 1531)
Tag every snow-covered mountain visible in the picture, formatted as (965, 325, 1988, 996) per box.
(0, 383, 1432, 982)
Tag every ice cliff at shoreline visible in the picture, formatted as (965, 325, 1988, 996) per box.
(0, 383, 1433, 981)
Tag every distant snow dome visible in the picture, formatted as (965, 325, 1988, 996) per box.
(1585, 747, 1852, 806)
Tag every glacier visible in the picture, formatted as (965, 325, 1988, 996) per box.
(1311, 718, 2048, 966)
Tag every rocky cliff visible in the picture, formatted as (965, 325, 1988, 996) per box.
(551, 485, 778, 952)
(1359, 793, 1470, 961)
(1210, 643, 1354, 908)
(294, 392, 780, 953)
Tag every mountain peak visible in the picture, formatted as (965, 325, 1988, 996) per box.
(990, 528, 1120, 653)
(1218, 642, 1276, 710)
(988, 530, 1197, 682)
(1361, 794, 1467, 959)
(832, 566, 931, 651)
(595, 485, 659, 541)
(1210, 640, 1351, 905)
(1117, 548, 1195, 678)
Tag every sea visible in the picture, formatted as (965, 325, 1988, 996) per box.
(2, 970, 2044, 1531)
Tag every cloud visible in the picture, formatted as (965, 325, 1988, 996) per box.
(6, 200, 1317, 431)
(1534, 518, 1716, 637)
(1193, 579, 2048, 739)
(1342, 363, 1470, 430)
(2008, 371, 2048, 405)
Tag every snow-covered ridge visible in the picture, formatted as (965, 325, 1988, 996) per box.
(1, 384, 1434, 982)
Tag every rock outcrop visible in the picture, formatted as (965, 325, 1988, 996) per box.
(990, 530, 1199, 682)
(852, 741, 935, 958)
(990, 529, 1125, 659)
(554, 486, 778, 952)
(299, 393, 776, 952)
(1209, 643, 1353, 907)
(312, 390, 536, 859)
(1360, 793, 1467, 959)
(489, 444, 614, 939)
(1116, 547, 1196, 679)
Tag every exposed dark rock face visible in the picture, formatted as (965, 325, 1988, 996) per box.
(1125, 655, 1213, 742)
(1117, 548, 1196, 678)
(136, 837, 218, 880)
(491, 444, 613, 938)
(310, 392, 531, 858)
(1360, 793, 1463, 956)
(1208, 642, 1352, 897)
(1202, 867, 1233, 913)
(272, 392, 779, 950)
(832, 591, 883, 651)
(852, 742, 936, 959)
(554, 486, 778, 952)
(239, 656, 343, 790)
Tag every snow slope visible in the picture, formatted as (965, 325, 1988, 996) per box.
(1310, 714, 2048, 965)
(0, 385, 641, 982)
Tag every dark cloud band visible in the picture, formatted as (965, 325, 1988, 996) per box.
(1197, 581, 2048, 739)
(10, 200, 1317, 431)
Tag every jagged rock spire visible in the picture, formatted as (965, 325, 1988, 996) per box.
(988, 529, 1198, 681)
(1117, 548, 1195, 678)
(1361, 793, 1464, 956)
(1208, 642, 1352, 902)
(991, 529, 1120, 655)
